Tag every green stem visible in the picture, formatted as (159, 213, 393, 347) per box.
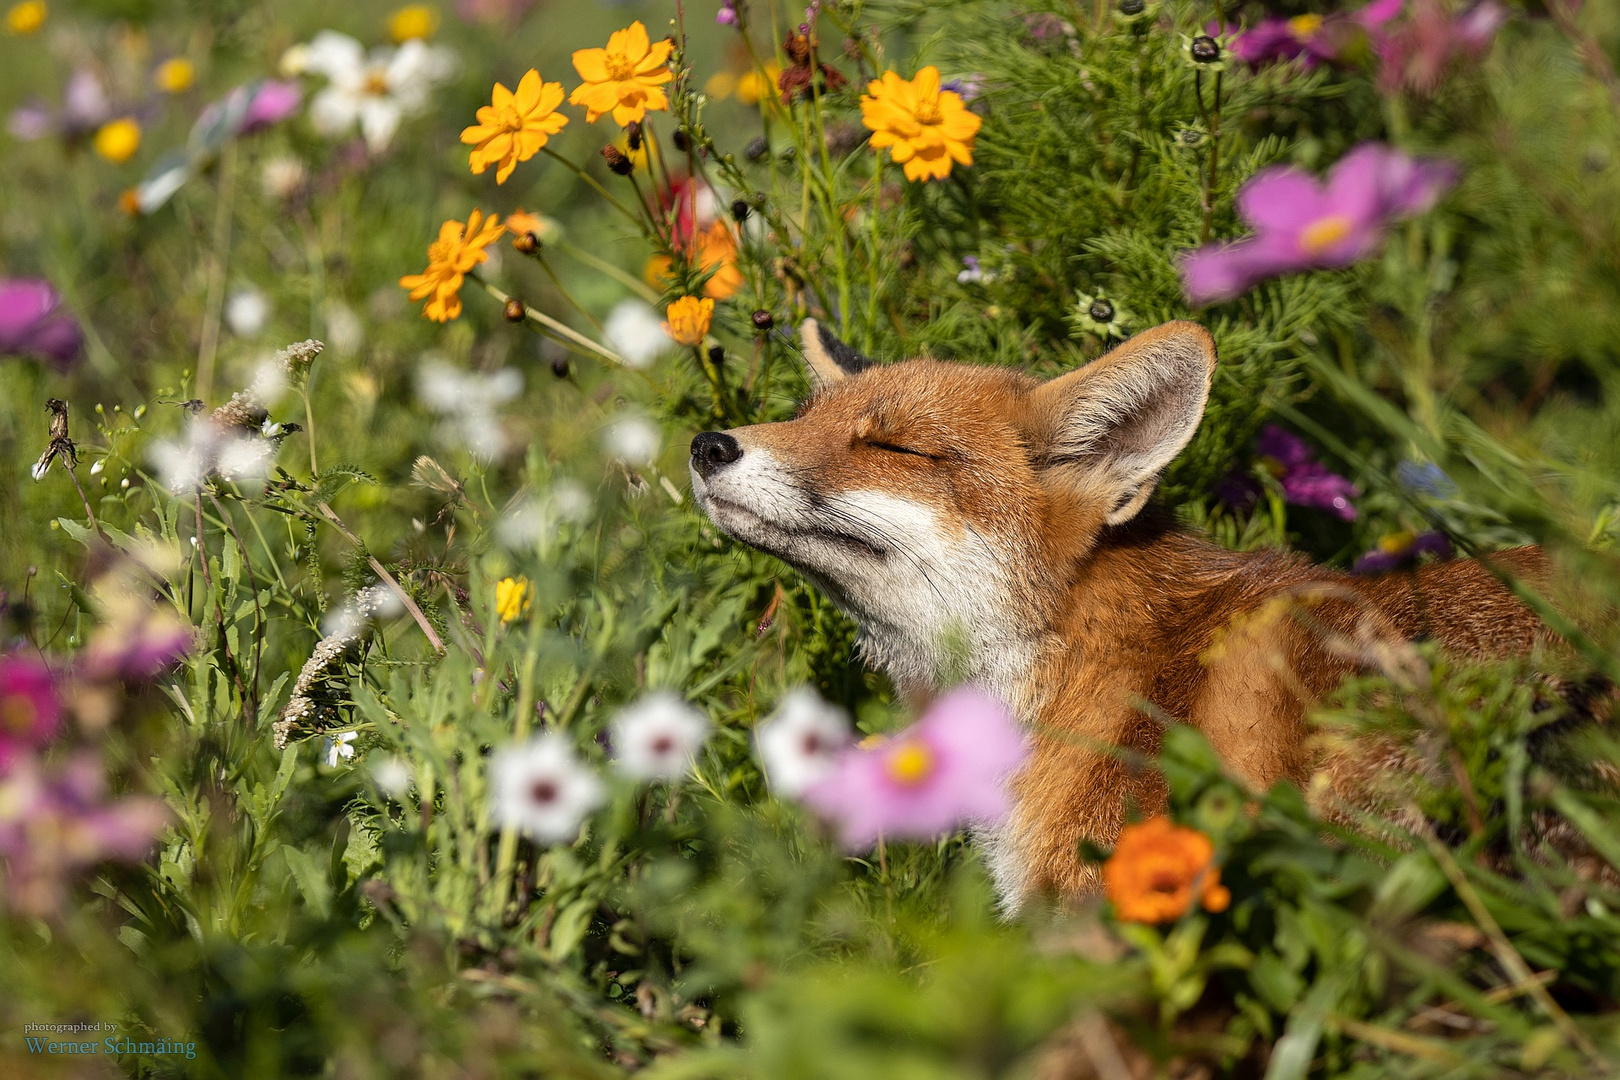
(540, 146, 653, 240)
(470, 275, 625, 367)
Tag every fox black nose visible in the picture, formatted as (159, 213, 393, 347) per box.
(690, 431, 743, 478)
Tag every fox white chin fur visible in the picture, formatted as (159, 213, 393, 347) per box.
(688, 316, 1552, 915)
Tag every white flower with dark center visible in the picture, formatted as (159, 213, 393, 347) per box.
(604, 415, 660, 466)
(490, 734, 605, 844)
(301, 31, 455, 153)
(611, 691, 711, 782)
(325, 731, 358, 766)
(603, 300, 673, 370)
(756, 687, 854, 797)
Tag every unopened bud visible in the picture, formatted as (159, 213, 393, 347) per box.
(512, 232, 539, 255)
(551, 357, 570, 379)
(626, 120, 643, 151)
(751, 309, 774, 331)
(744, 136, 768, 161)
(503, 298, 525, 322)
(731, 199, 751, 222)
(671, 128, 690, 152)
(601, 145, 634, 176)
(707, 345, 725, 366)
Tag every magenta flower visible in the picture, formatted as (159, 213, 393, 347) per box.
(0, 753, 169, 917)
(7, 69, 114, 142)
(1376, 0, 1506, 96)
(1217, 425, 1358, 521)
(0, 280, 84, 369)
(1180, 142, 1458, 305)
(0, 655, 63, 774)
(1354, 530, 1452, 573)
(717, 0, 739, 25)
(802, 685, 1028, 849)
(241, 80, 303, 132)
(1223, 0, 1402, 69)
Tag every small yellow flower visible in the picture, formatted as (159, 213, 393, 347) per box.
(461, 70, 569, 184)
(154, 57, 196, 94)
(569, 21, 673, 126)
(735, 62, 781, 106)
(399, 209, 505, 322)
(92, 118, 142, 164)
(495, 576, 532, 624)
(4, 0, 45, 35)
(860, 66, 981, 182)
(388, 4, 439, 42)
(663, 296, 714, 346)
(703, 71, 736, 100)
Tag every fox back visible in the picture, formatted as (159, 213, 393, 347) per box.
(689, 319, 1549, 912)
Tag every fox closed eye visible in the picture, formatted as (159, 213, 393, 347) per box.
(865, 440, 933, 459)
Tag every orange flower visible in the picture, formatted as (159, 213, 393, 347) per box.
(462, 70, 569, 184)
(645, 221, 743, 300)
(859, 66, 981, 182)
(569, 21, 673, 125)
(1103, 817, 1231, 924)
(399, 209, 505, 322)
(663, 296, 713, 346)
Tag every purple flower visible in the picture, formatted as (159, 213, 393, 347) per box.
(1377, 0, 1506, 96)
(940, 75, 984, 103)
(1394, 460, 1457, 498)
(802, 685, 1028, 849)
(0, 656, 62, 775)
(1220, 425, 1359, 520)
(0, 753, 168, 917)
(241, 80, 303, 132)
(1180, 143, 1458, 305)
(8, 69, 115, 143)
(0, 280, 83, 369)
(717, 0, 739, 25)
(1224, 0, 1403, 69)
(1353, 530, 1452, 573)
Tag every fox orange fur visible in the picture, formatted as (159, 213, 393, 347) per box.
(689, 318, 1549, 912)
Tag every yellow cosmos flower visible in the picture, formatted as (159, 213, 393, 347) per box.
(388, 4, 439, 42)
(154, 57, 196, 94)
(462, 70, 569, 184)
(93, 118, 142, 164)
(569, 21, 673, 126)
(735, 62, 781, 106)
(647, 222, 744, 301)
(663, 296, 714, 346)
(399, 209, 505, 323)
(860, 66, 981, 183)
(5, 1, 45, 35)
(495, 576, 532, 624)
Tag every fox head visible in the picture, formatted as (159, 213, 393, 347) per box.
(689, 318, 1217, 700)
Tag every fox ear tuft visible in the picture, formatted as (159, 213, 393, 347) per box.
(800, 318, 874, 387)
(1032, 320, 1217, 525)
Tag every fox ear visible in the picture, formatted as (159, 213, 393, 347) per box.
(800, 318, 874, 388)
(1032, 320, 1217, 525)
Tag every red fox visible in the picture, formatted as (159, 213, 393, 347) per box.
(689, 318, 1550, 912)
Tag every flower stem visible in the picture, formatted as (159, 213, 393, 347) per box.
(315, 501, 444, 653)
(540, 146, 653, 240)
(470, 275, 625, 366)
(195, 141, 238, 403)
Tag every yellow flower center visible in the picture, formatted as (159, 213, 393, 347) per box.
(886, 740, 935, 786)
(605, 52, 636, 81)
(426, 238, 456, 265)
(388, 4, 438, 43)
(364, 70, 391, 96)
(1288, 13, 1325, 38)
(1299, 214, 1353, 255)
(1378, 530, 1416, 554)
(913, 97, 942, 126)
(493, 102, 526, 133)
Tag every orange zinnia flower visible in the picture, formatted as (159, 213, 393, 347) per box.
(569, 21, 673, 125)
(859, 66, 981, 183)
(1103, 817, 1231, 924)
(399, 209, 505, 322)
(663, 296, 713, 346)
(462, 70, 569, 184)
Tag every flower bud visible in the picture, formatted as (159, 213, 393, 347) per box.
(503, 299, 526, 322)
(626, 120, 643, 151)
(707, 345, 725, 366)
(1190, 35, 1220, 63)
(745, 136, 768, 161)
(751, 309, 774, 331)
(601, 145, 634, 176)
(671, 128, 690, 152)
(731, 199, 751, 222)
(551, 357, 570, 379)
(1088, 299, 1115, 323)
(512, 232, 539, 255)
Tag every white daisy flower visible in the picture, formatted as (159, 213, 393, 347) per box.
(604, 415, 660, 466)
(416, 359, 522, 461)
(373, 755, 412, 798)
(490, 734, 605, 844)
(324, 731, 358, 767)
(215, 433, 276, 485)
(225, 288, 270, 339)
(149, 419, 221, 494)
(756, 687, 853, 797)
(302, 31, 455, 153)
(611, 691, 711, 782)
(602, 300, 673, 370)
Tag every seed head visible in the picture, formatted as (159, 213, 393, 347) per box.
(731, 198, 751, 222)
(751, 309, 774, 331)
(626, 120, 643, 151)
(1190, 35, 1221, 63)
(601, 145, 634, 176)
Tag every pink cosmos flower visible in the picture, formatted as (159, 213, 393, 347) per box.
(0, 280, 84, 369)
(802, 685, 1028, 849)
(1224, 0, 1401, 69)
(1180, 142, 1457, 305)
(0, 655, 63, 774)
(1376, 0, 1506, 97)
(0, 753, 169, 917)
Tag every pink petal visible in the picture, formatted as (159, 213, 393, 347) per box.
(1237, 168, 1332, 233)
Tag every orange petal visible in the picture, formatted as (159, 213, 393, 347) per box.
(571, 47, 609, 83)
(514, 69, 542, 113)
